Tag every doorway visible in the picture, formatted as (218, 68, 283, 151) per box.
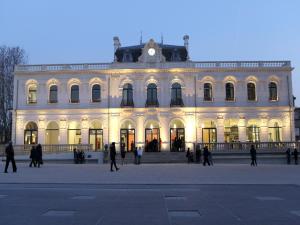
(145, 128, 160, 152)
(120, 129, 135, 152)
(89, 129, 103, 151)
(170, 128, 185, 152)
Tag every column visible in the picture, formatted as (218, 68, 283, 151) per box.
(59, 119, 67, 144)
(15, 117, 24, 145)
(81, 118, 89, 144)
(109, 113, 120, 148)
(38, 119, 45, 144)
(260, 117, 268, 142)
(159, 113, 169, 151)
(185, 113, 196, 150)
(136, 113, 144, 147)
(217, 116, 224, 143)
(238, 117, 246, 142)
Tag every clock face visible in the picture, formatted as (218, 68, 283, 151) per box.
(148, 48, 156, 56)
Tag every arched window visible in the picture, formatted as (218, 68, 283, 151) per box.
(269, 82, 278, 101)
(146, 83, 158, 107)
(268, 122, 282, 142)
(171, 83, 183, 106)
(49, 85, 58, 103)
(27, 85, 37, 104)
(247, 83, 256, 101)
(225, 83, 234, 101)
(70, 85, 79, 103)
(24, 122, 38, 144)
(203, 83, 212, 101)
(247, 125, 260, 142)
(92, 84, 101, 102)
(121, 83, 134, 107)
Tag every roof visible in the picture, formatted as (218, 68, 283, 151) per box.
(115, 43, 188, 62)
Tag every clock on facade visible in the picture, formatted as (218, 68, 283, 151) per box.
(148, 48, 156, 56)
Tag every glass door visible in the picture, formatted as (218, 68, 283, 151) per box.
(170, 128, 185, 152)
(89, 129, 103, 151)
(120, 129, 135, 152)
(145, 128, 160, 152)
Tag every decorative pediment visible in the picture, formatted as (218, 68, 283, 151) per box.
(138, 39, 166, 63)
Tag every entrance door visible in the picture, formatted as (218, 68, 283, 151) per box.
(145, 128, 160, 152)
(170, 128, 185, 152)
(89, 129, 103, 151)
(120, 129, 135, 152)
(202, 128, 217, 143)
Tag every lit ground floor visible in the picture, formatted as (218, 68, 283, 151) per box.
(12, 107, 295, 151)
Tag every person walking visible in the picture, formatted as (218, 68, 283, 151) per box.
(208, 150, 213, 166)
(134, 147, 138, 164)
(250, 145, 257, 166)
(195, 144, 202, 163)
(120, 142, 126, 165)
(203, 146, 210, 166)
(137, 146, 143, 164)
(110, 142, 119, 172)
(286, 148, 291, 165)
(29, 145, 37, 167)
(186, 148, 191, 163)
(293, 148, 298, 165)
(36, 144, 43, 167)
(4, 142, 17, 173)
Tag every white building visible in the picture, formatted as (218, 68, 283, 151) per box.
(12, 36, 295, 152)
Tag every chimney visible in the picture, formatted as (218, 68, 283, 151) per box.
(113, 36, 121, 62)
(183, 35, 190, 60)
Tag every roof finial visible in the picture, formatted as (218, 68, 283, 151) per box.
(140, 31, 143, 44)
(161, 33, 164, 44)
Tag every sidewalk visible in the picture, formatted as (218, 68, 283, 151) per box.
(1, 162, 300, 185)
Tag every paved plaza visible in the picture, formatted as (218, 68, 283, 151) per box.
(1, 163, 300, 225)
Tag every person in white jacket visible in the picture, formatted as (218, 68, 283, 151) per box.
(137, 147, 143, 164)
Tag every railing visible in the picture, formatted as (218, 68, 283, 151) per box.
(14, 61, 291, 72)
(198, 142, 298, 152)
(0, 144, 92, 156)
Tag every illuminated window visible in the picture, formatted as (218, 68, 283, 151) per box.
(70, 85, 79, 103)
(268, 122, 282, 142)
(247, 83, 256, 101)
(203, 83, 212, 101)
(146, 83, 158, 107)
(269, 82, 278, 101)
(92, 84, 101, 102)
(171, 83, 183, 106)
(121, 83, 134, 107)
(225, 83, 234, 101)
(28, 85, 37, 104)
(49, 85, 58, 103)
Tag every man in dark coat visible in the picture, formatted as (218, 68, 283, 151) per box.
(293, 148, 298, 165)
(110, 142, 119, 172)
(29, 146, 37, 167)
(36, 144, 43, 167)
(286, 148, 291, 164)
(203, 146, 210, 166)
(250, 145, 257, 166)
(4, 142, 17, 173)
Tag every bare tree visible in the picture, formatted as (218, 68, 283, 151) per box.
(0, 46, 27, 143)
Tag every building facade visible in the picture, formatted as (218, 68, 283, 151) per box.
(12, 36, 295, 152)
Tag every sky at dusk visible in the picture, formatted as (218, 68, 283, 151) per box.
(1, 0, 300, 104)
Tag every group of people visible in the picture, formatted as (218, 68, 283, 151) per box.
(186, 146, 213, 166)
(285, 148, 298, 165)
(110, 142, 144, 171)
(29, 144, 43, 168)
(73, 148, 85, 164)
(171, 137, 185, 152)
(145, 138, 161, 152)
